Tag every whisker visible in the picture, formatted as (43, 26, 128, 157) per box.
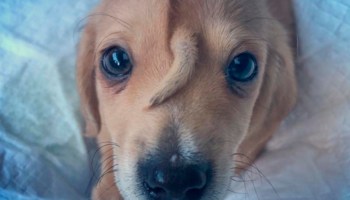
(72, 11, 132, 51)
(91, 142, 119, 171)
(251, 175, 261, 200)
(98, 164, 119, 184)
(86, 142, 120, 193)
(230, 153, 280, 199)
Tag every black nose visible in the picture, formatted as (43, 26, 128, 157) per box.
(138, 156, 212, 200)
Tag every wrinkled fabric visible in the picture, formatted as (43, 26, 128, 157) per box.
(0, 0, 98, 199)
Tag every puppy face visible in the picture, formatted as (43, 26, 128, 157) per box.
(77, 0, 297, 199)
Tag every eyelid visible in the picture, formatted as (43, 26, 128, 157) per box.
(94, 32, 130, 60)
(96, 31, 126, 51)
(96, 42, 135, 70)
(99, 43, 126, 56)
(225, 40, 265, 73)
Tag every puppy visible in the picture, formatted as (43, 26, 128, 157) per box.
(77, 0, 297, 199)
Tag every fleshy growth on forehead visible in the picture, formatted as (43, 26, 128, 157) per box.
(147, 0, 264, 108)
(149, 28, 198, 107)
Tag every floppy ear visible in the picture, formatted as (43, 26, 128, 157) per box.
(76, 22, 101, 137)
(236, 46, 297, 170)
(235, 2, 297, 168)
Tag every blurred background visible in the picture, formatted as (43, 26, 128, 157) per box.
(0, 1, 99, 199)
(0, 0, 349, 200)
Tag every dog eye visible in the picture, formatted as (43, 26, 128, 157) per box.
(226, 52, 258, 83)
(101, 47, 132, 79)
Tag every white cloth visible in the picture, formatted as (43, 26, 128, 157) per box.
(0, 0, 98, 199)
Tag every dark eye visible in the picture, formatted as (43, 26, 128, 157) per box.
(101, 47, 132, 80)
(226, 52, 258, 83)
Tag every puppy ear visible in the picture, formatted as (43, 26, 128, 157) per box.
(76, 22, 101, 137)
(236, 20, 297, 169)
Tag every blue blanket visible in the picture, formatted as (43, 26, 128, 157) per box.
(0, 0, 98, 199)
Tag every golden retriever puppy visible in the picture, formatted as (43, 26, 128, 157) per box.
(77, 0, 297, 199)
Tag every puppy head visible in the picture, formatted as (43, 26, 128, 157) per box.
(77, 0, 297, 199)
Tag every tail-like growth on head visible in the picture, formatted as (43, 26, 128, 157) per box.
(149, 28, 198, 107)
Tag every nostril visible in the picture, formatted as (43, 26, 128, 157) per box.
(184, 170, 208, 199)
(143, 181, 166, 199)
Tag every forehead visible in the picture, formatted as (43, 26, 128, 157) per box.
(92, 0, 270, 73)
(94, 0, 268, 38)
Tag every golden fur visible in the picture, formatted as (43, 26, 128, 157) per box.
(77, 0, 297, 199)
